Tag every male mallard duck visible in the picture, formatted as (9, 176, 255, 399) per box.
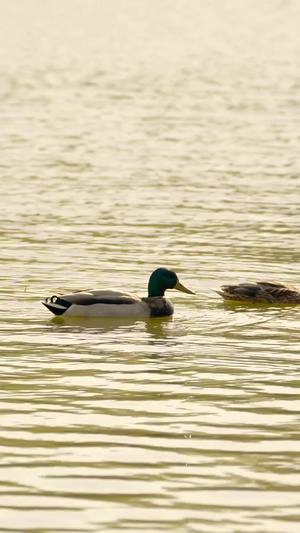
(42, 267, 195, 318)
(215, 280, 300, 304)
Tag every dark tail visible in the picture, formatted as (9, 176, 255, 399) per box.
(42, 296, 72, 316)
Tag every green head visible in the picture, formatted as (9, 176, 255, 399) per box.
(148, 268, 195, 297)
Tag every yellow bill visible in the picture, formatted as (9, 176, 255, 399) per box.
(174, 280, 195, 295)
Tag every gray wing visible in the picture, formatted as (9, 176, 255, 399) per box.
(61, 289, 140, 306)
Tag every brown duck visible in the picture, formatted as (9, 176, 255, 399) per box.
(215, 281, 300, 304)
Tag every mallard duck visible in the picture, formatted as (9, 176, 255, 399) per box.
(42, 267, 195, 318)
(215, 280, 300, 304)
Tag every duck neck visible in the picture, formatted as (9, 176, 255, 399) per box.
(148, 277, 166, 297)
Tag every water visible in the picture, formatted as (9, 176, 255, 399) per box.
(1, 0, 300, 531)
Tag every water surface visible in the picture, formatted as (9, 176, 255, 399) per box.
(1, 1, 300, 532)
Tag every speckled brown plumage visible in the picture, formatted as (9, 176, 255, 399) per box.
(215, 281, 300, 304)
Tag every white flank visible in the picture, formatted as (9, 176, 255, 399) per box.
(63, 300, 150, 318)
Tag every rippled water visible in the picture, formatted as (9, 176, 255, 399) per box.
(1, 1, 300, 531)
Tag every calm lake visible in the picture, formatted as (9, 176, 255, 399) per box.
(1, 1, 300, 532)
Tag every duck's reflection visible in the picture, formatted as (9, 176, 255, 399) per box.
(49, 314, 173, 339)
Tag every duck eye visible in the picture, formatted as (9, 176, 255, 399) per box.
(165, 271, 177, 283)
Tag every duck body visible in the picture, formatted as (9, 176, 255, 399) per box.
(215, 281, 300, 304)
(43, 290, 174, 318)
(42, 268, 194, 318)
